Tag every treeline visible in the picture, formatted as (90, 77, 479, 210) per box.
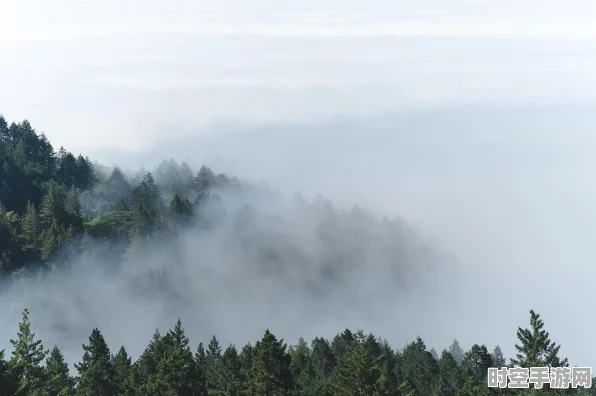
(0, 115, 239, 276)
(0, 308, 591, 395)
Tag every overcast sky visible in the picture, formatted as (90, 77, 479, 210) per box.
(2, 0, 596, 366)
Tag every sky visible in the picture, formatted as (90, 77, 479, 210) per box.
(1, 0, 596, 366)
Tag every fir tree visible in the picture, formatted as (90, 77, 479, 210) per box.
(332, 330, 381, 396)
(43, 346, 75, 396)
(9, 309, 48, 395)
(112, 346, 132, 395)
(75, 328, 115, 396)
(247, 330, 292, 396)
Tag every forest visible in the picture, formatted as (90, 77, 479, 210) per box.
(0, 115, 593, 395)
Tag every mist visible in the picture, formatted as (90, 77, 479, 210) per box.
(0, 172, 445, 368)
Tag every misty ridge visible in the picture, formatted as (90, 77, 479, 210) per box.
(0, 116, 439, 362)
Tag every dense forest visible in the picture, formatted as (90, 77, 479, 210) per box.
(0, 115, 593, 395)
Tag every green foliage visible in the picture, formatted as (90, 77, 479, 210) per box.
(9, 309, 48, 395)
(332, 330, 381, 396)
(74, 328, 115, 396)
(0, 306, 586, 396)
(246, 330, 293, 396)
(510, 309, 568, 369)
(43, 346, 76, 396)
(0, 116, 588, 395)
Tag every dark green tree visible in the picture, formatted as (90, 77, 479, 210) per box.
(0, 349, 21, 396)
(510, 310, 568, 368)
(437, 349, 459, 396)
(43, 346, 75, 396)
(112, 346, 132, 395)
(75, 328, 115, 396)
(9, 309, 48, 395)
(332, 329, 381, 396)
(246, 330, 293, 396)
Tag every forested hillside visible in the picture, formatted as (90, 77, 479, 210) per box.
(0, 116, 593, 395)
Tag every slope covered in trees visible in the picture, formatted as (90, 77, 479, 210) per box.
(0, 116, 592, 394)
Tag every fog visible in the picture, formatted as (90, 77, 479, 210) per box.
(1, 0, 596, 371)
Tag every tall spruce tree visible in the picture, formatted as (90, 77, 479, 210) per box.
(75, 328, 115, 396)
(332, 329, 381, 396)
(9, 309, 48, 395)
(247, 330, 293, 396)
(510, 310, 568, 368)
(43, 346, 75, 396)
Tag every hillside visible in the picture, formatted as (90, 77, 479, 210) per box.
(0, 116, 589, 395)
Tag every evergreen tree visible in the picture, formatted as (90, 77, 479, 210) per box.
(331, 329, 355, 361)
(145, 320, 199, 395)
(376, 340, 399, 396)
(195, 165, 216, 192)
(65, 186, 83, 220)
(75, 328, 115, 396)
(194, 342, 208, 396)
(75, 155, 95, 189)
(448, 339, 465, 367)
(9, 309, 48, 395)
(39, 180, 67, 227)
(437, 349, 459, 396)
(168, 194, 193, 224)
(221, 344, 243, 395)
(21, 200, 40, 248)
(332, 329, 381, 396)
(206, 335, 224, 394)
(510, 310, 568, 368)
(0, 349, 21, 396)
(112, 346, 132, 395)
(400, 337, 438, 396)
(491, 345, 506, 367)
(289, 338, 311, 394)
(43, 346, 75, 396)
(246, 330, 293, 396)
(460, 344, 493, 387)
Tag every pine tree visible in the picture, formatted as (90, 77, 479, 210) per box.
(510, 310, 568, 368)
(43, 346, 75, 396)
(75, 155, 95, 189)
(145, 320, 199, 395)
(39, 180, 66, 227)
(168, 194, 193, 225)
(377, 340, 399, 396)
(75, 328, 115, 396)
(437, 349, 459, 396)
(331, 329, 354, 361)
(448, 339, 465, 367)
(112, 346, 132, 395)
(64, 186, 84, 229)
(461, 344, 493, 387)
(206, 335, 224, 394)
(491, 345, 506, 368)
(247, 330, 293, 396)
(21, 200, 40, 248)
(221, 344, 243, 395)
(194, 165, 216, 192)
(195, 343, 208, 395)
(332, 329, 381, 396)
(400, 337, 438, 396)
(0, 349, 20, 396)
(289, 337, 310, 394)
(9, 309, 48, 395)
